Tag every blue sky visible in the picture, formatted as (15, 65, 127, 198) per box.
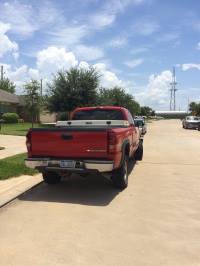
(0, 0, 200, 110)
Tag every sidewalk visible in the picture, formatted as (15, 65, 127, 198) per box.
(0, 174, 42, 207)
(0, 135, 26, 159)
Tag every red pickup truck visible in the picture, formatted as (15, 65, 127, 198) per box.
(25, 106, 143, 189)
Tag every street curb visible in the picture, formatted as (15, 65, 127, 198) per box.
(0, 175, 43, 208)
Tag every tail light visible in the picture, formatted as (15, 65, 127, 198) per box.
(108, 131, 117, 153)
(26, 129, 32, 155)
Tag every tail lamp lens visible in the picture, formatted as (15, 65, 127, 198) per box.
(108, 131, 117, 152)
(26, 131, 31, 152)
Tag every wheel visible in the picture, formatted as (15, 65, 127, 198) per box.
(198, 126, 200, 131)
(134, 141, 143, 161)
(43, 171, 61, 185)
(112, 155, 129, 190)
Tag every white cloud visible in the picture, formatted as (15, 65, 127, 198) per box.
(0, 46, 79, 93)
(36, 46, 78, 77)
(89, 0, 145, 29)
(131, 47, 149, 55)
(0, 22, 10, 34)
(47, 25, 88, 47)
(182, 64, 200, 71)
(124, 58, 144, 68)
(94, 63, 123, 88)
(0, 1, 64, 37)
(36, 47, 124, 88)
(108, 37, 128, 48)
(0, 1, 68, 46)
(0, 63, 42, 93)
(28, 68, 40, 80)
(1, 45, 126, 94)
(75, 45, 104, 61)
(157, 32, 180, 43)
(8, 65, 28, 81)
(90, 13, 115, 28)
(78, 61, 90, 69)
(0, 64, 29, 91)
(36, 1, 64, 27)
(0, 1, 37, 36)
(135, 70, 172, 109)
(197, 42, 200, 50)
(0, 21, 18, 58)
(132, 18, 159, 35)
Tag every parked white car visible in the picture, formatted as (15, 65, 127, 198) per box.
(182, 116, 200, 129)
(134, 118, 147, 135)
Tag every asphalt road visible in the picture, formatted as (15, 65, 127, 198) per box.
(1, 119, 200, 266)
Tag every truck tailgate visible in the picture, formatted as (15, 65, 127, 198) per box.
(30, 128, 108, 158)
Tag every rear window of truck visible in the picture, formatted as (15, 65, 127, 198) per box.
(73, 109, 124, 120)
(134, 119, 144, 126)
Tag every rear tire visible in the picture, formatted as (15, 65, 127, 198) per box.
(134, 141, 143, 161)
(112, 155, 129, 190)
(43, 171, 61, 185)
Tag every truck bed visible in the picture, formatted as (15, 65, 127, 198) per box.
(29, 127, 110, 159)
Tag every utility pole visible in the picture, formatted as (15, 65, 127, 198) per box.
(169, 88, 173, 110)
(1, 65, 4, 80)
(169, 67, 178, 111)
(40, 79, 43, 97)
(187, 96, 190, 113)
(40, 78, 43, 124)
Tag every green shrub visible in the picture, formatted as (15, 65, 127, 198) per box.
(58, 112, 68, 121)
(2, 113, 19, 123)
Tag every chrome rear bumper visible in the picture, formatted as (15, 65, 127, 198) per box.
(186, 123, 198, 128)
(25, 158, 114, 173)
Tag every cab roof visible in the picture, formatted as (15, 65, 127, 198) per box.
(73, 106, 128, 112)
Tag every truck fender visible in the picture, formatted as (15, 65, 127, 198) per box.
(119, 140, 130, 168)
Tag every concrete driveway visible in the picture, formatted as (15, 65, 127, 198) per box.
(0, 120, 200, 265)
(0, 135, 26, 159)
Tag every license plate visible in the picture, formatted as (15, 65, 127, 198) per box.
(60, 160, 76, 168)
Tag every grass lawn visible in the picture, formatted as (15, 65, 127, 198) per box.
(0, 123, 51, 136)
(0, 153, 38, 180)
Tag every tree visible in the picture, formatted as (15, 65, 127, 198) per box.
(189, 102, 200, 116)
(47, 67, 100, 117)
(98, 87, 141, 115)
(0, 78, 16, 93)
(140, 106, 155, 117)
(24, 80, 41, 127)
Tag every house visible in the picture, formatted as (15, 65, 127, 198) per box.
(0, 89, 20, 115)
(0, 89, 56, 122)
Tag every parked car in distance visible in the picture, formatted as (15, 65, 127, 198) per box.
(182, 116, 200, 129)
(134, 117, 147, 135)
(25, 106, 143, 190)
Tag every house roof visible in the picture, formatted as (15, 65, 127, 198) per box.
(0, 89, 19, 104)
